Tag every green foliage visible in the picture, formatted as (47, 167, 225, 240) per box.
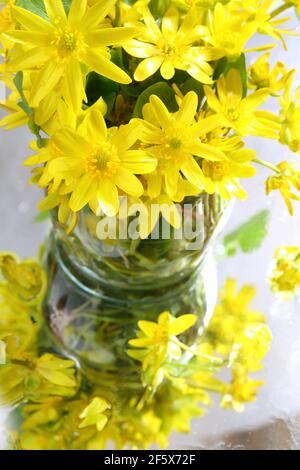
(16, 0, 71, 18)
(181, 77, 204, 102)
(133, 82, 178, 118)
(34, 211, 50, 223)
(223, 210, 270, 256)
(86, 72, 119, 108)
(149, 0, 170, 18)
(13, 72, 32, 117)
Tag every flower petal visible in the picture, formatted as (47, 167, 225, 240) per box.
(86, 28, 137, 47)
(134, 57, 163, 82)
(162, 6, 179, 38)
(176, 91, 198, 125)
(81, 0, 115, 30)
(120, 150, 157, 174)
(186, 141, 225, 161)
(160, 59, 175, 80)
(44, 0, 67, 23)
(113, 168, 144, 197)
(11, 6, 54, 33)
(79, 109, 107, 140)
(68, 0, 87, 26)
(29, 61, 63, 107)
(53, 128, 89, 155)
(171, 314, 197, 335)
(97, 179, 119, 216)
(64, 58, 86, 113)
(69, 174, 97, 211)
(149, 95, 173, 129)
(84, 49, 131, 84)
(6, 47, 47, 72)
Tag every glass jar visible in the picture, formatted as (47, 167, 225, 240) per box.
(42, 194, 232, 381)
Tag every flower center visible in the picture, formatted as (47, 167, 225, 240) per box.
(226, 107, 240, 122)
(85, 142, 119, 179)
(203, 161, 229, 181)
(52, 28, 85, 62)
(169, 137, 182, 149)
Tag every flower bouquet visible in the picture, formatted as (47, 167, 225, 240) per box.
(0, 0, 299, 450)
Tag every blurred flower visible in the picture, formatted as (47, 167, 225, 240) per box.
(79, 397, 111, 432)
(0, 0, 16, 52)
(0, 349, 78, 406)
(201, 278, 271, 410)
(265, 161, 300, 215)
(128, 311, 197, 389)
(0, 252, 47, 307)
(269, 245, 300, 298)
(248, 53, 295, 95)
(279, 81, 300, 153)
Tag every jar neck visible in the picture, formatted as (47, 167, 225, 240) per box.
(49, 194, 232, 293)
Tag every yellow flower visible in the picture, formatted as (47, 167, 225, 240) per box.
(139, 91, 226, 198)
(253, 0, 296, 49)
(174, 0, 222, 11)
(129, 311, 197, 357)
(27, 110, 157, 217)
(0, 252, 47, 307)
(206, 278, 268, 356)
(128, 311, 197, 389)
(248, 53, 295, 96)
(79, 397, 111, 432)
(201, 154, 256, 200)
(201, 278, 271, 411)
(265, 161, 300, 215)
(269, 246, 300, 298)
(0, 351, 77, 406)
(221, 373, 263, 412)
(279, 81, 300, 153)
(0, 0, 15, 51)
(0, 89, 28, 130)
(4, 0, 134, 112)
(124, 5, 223, 83)
(203, 2, 272, 59)
(204, 68, 280, 138)
(289, 0, 300, 17)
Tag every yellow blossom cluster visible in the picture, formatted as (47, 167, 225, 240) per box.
(0, 250, 271, 449)
(269, 245, 300, 297)
(0, 0, 299, 235)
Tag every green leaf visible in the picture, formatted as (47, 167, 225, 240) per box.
(149, 0, 170, 18)
(13, 72, 33, 117)
(15, 0, 71, 18)
(223, 210, 270, 257)
(86, 72, 119, 106)
(133, 82, 178, 118)
(34, 211, 50, 223)
(213, 57, 228, 81)
(28, 118, 44, 148)
(181, 77, 204, 102)
(16, 0, 48, 18)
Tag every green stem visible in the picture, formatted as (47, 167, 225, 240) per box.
(171, 339, 224, 366)
(270, 2, 293, 19)
(114, 0, 121, 27)
(253, 158, 280, 173)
